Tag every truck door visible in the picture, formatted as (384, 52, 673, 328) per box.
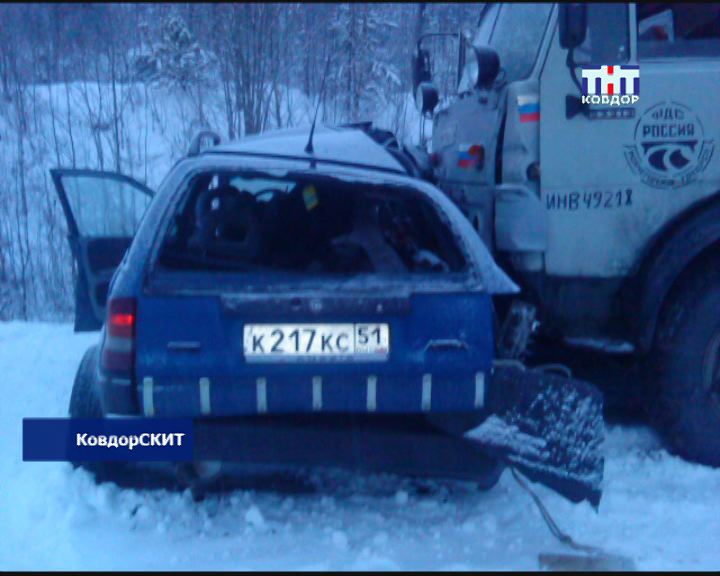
(539, 3, 720, 279)
(539, 4, 637, 278)
(51, 169, 154, 331)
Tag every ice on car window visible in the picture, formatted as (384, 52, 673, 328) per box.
(158, 171, 468, 278)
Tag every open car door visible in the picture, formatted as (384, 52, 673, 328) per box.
(51, 169, 154, 331)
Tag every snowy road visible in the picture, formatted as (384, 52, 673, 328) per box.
(1, 322, 719, 570)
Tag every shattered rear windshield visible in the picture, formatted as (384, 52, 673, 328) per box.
(157, 171, 468, 278)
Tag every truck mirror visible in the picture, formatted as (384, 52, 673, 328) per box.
(412, 47, 432, 94)
(559, 4, 587, 49)
(415, 82, 439, 117)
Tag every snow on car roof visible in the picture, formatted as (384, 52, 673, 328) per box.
(209, 125, 407, 174)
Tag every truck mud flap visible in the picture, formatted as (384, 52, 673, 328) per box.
(465, 362, 605, 508)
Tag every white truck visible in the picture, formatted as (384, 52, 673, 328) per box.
(408, 2, 720, 465)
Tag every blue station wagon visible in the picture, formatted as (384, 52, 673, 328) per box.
(53, 125, 604, 505)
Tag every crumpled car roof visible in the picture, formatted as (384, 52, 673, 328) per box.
(209, 125, 407, 175)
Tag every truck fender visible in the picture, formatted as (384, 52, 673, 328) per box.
(494, 184, 548, 252)
(631, 192, 720, 352)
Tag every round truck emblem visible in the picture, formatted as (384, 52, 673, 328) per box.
(624, 101, 714, 189)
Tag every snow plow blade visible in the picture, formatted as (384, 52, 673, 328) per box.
(466, 362, 605, 508)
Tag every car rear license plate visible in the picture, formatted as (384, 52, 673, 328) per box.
(243, 323, 389, 361)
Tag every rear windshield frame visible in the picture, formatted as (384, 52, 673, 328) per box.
(146, 166, 481, 293)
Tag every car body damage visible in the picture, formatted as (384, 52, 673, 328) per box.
(52, 125, 605, 506)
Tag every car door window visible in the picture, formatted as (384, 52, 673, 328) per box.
(51, 169, 155, 331)
(60, 174, 152, 237)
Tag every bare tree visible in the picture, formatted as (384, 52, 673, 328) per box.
(0, 2, 478, 321)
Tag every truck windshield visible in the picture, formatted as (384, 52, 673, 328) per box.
(475, 3, 553, 83)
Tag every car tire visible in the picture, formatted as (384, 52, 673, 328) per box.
(69, 345, 127, 480)
(69, 345, 103, 419)
(648, 266, 720, 466)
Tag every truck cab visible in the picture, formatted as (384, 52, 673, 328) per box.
(414, 3, 720, 466)
(419, 2, 720, 343)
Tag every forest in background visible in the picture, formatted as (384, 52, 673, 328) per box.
(0, 3, 482, 321)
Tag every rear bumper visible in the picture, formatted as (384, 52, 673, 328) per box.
(100, 369, 490, 418)
(99, 363, 605, 506)
(158, 370, 489, 417)
(99, 414, 505, 492)
(98, 374, 139, 415)
(194, 414, 503, 486)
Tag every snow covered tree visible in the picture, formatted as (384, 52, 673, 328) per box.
(330, 4, 402, 121)
(0, 2, 480, 320)
(141, 11, 212, 92)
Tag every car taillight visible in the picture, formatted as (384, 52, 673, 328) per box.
(101, 297, 137, 377)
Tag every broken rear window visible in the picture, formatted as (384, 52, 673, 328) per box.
(157, 171, 468, 277)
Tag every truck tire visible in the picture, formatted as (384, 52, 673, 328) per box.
(649, 267, 720, 466)
(69, 345, 126, 480)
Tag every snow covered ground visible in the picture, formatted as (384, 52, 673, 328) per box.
(1, 322, 719, 570)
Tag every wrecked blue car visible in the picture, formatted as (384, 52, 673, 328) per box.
(52, 125, 604, 505)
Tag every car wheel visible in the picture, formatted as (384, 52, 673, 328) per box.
(69, 345, 103, 419)
(69, 345, 127, 480)
(648, 267, 720, 466)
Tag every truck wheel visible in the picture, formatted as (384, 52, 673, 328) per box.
(69, 345, 126, 480)
(649, 268, 720, 466)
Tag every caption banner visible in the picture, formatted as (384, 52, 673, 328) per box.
(23, 418, 194, 462)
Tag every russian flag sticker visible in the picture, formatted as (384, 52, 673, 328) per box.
(457, 143, 484, 169)
(518, 94, 540, 123)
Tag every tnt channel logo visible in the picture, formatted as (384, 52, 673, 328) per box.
(581, 65, 639, 107)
